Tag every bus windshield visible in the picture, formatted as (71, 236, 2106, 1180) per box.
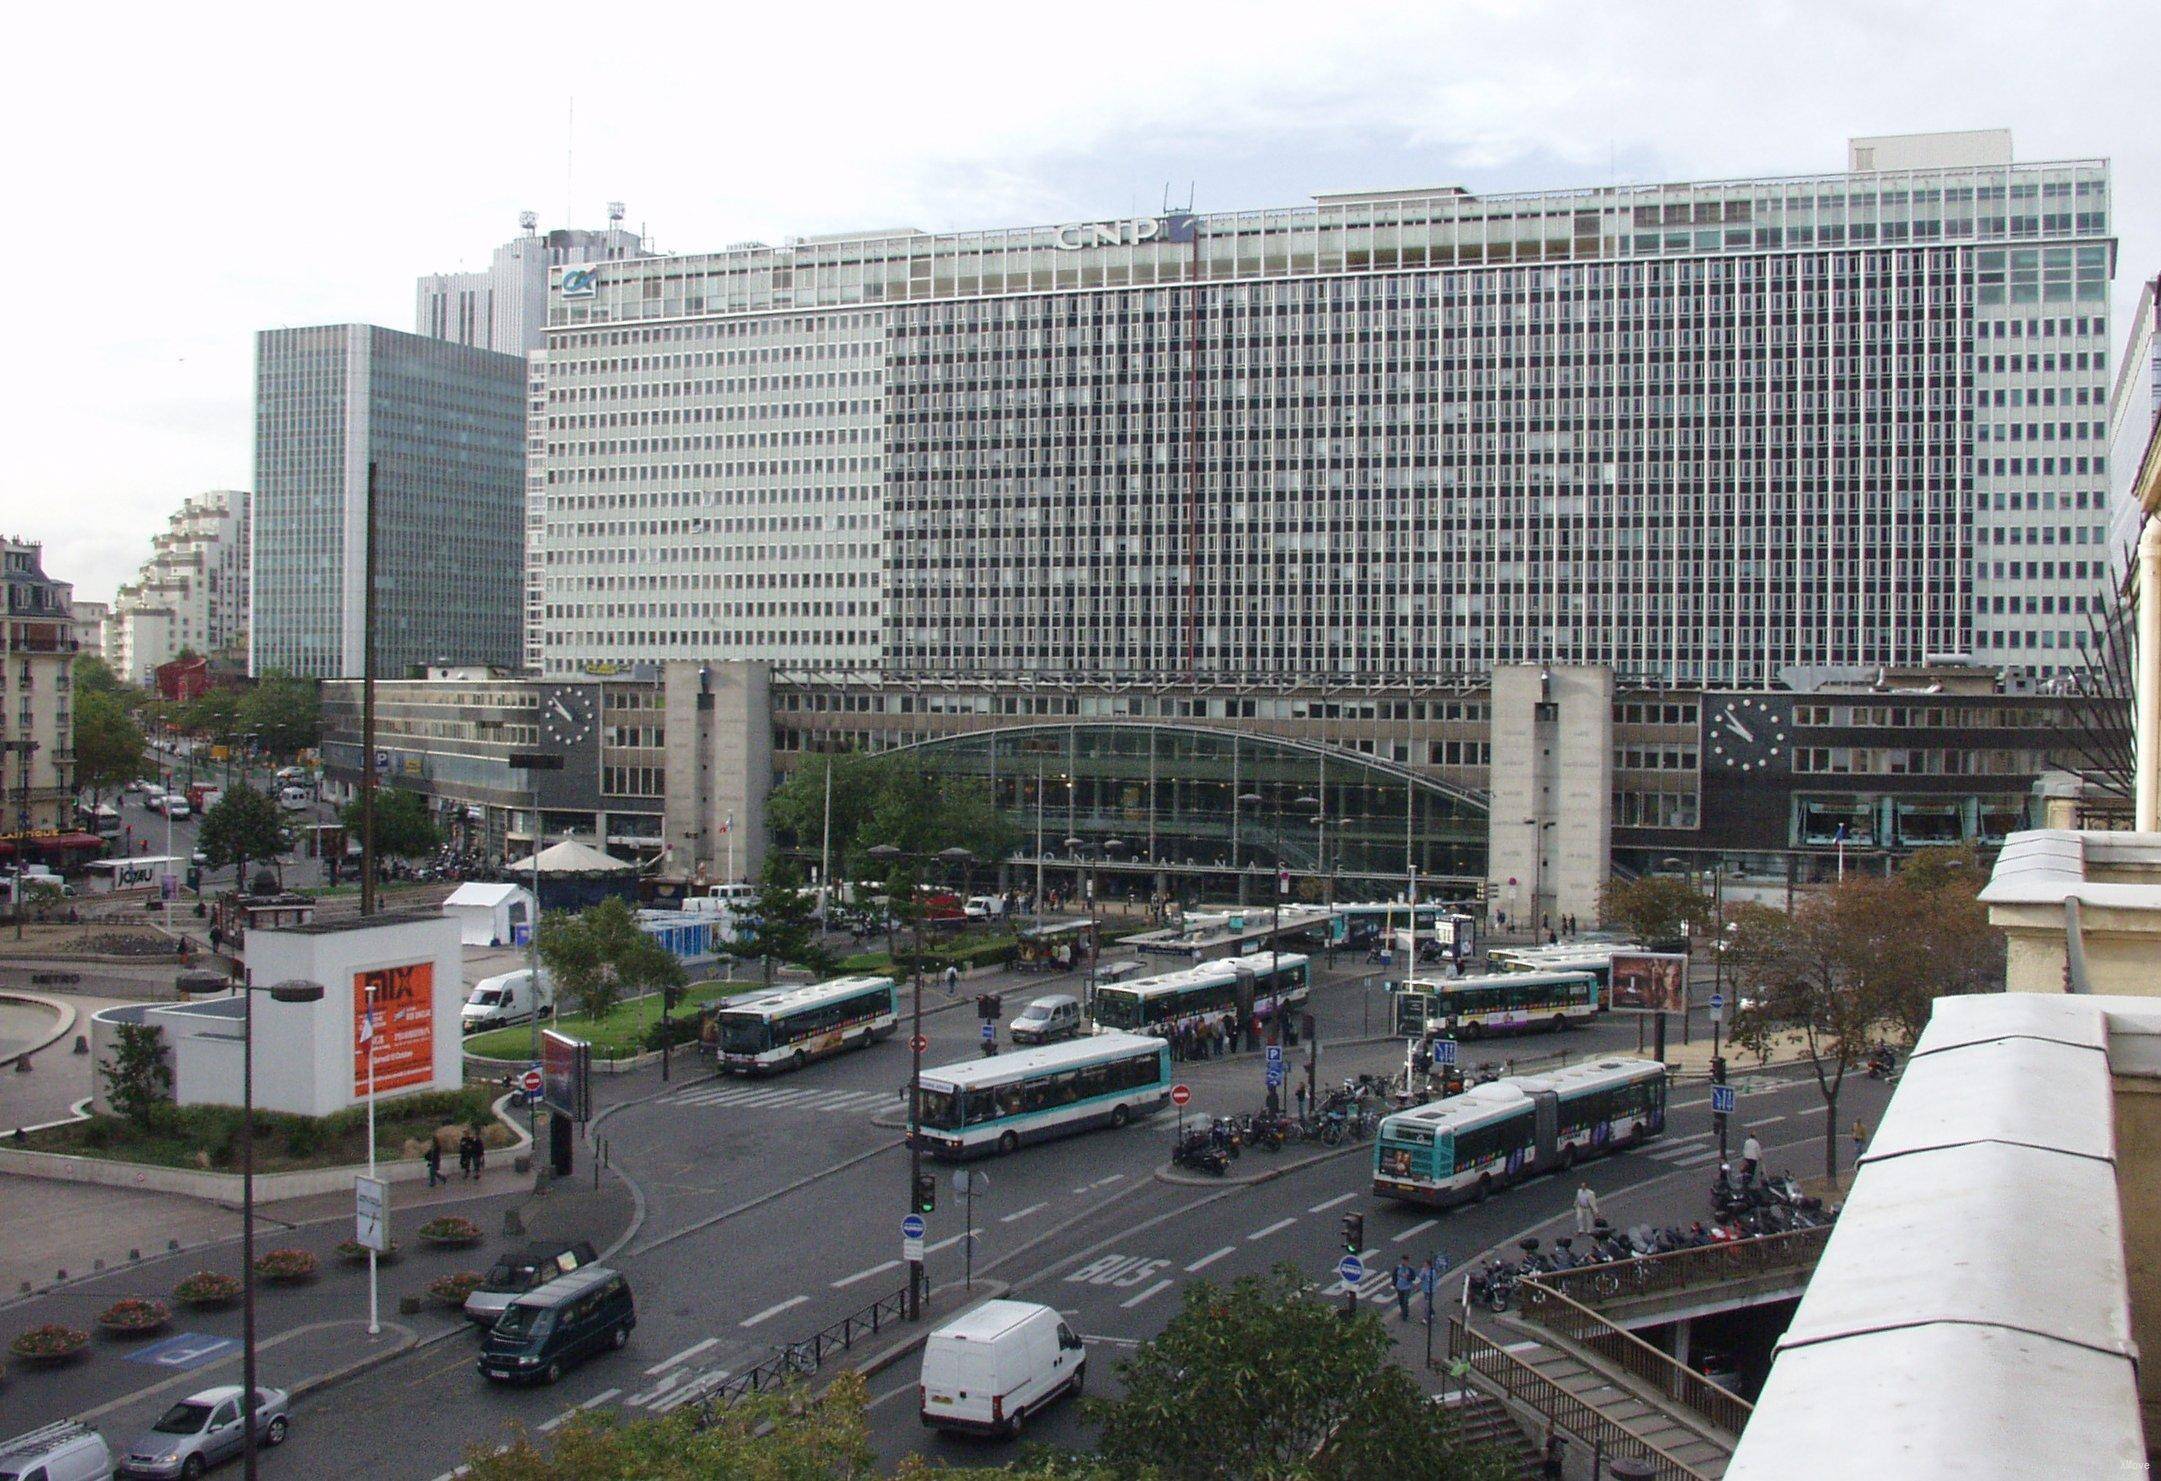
(1092, 990, 1142, 1030)
(717, 1014, 771, 1054)
(917, 1086, 962, 1130)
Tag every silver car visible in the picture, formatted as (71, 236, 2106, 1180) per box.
(118, 1386, 289, 1479)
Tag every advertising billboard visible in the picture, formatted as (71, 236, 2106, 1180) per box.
(1607, 952, 1690, 1015)
(542, 1028, 592, 1122)
(353, 961, 436, 1096)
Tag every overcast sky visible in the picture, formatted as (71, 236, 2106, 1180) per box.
(7, 0, 2156, 605)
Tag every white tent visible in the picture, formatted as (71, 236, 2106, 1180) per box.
(505, 838, 636, 874)
(441, 881, 535, 947)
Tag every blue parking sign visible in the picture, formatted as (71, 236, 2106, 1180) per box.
(1265, 1045, 1283, 1066)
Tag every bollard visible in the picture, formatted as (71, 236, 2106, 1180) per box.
(130, 1249, 141, 1262)
(94, 1259, 104, 1272)
(73, 1034, 88, 1055)
(399, 1294, 422, 1316)
(13, 1054, 29, 1073)
(56, 1269, 66, 1281)
(166, 1238, 180, 1252)
(502, 1207, 525, 1238)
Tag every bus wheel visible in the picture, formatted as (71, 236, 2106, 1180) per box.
(998, 1130, 1020, 1155)
(791, 1051, 808, 1074)
(1461, 1022, 1481, 1041)
(1474, 1174, 1492, 1204)
(1558, 1143, 1576, 1172)
(1550, 1015, 1568, 1034)
(1110, 1104, 1130, 1129)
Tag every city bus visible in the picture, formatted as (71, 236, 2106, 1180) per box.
(1392, 970, 1600, 1040)
(1489, 943, 1641, 993)
(912, 1032, 1172, 1158)
(1089, 953, 1310, 1034)
(1328, 901, 1450, 950)
(1371, 1057, 1668, 1207)
(714, 975, 897, 1075)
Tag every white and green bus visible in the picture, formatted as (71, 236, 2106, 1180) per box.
(1371, 1057, 1668, 1207)
(912, 1032, 1172, 1159)
(1392, 970, 1600, 1040)
(1090, 954, 1310, 1034)
(715, 975, 897, 1075)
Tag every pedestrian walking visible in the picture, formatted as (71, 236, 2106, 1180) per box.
(423, 1138, 444, 1187)
(944, 964, 959, 998)
(1295, 1081, 1309, 1123)
(1392, 1257, 1417, 1322)
(1419, 1251, 1442, 1324)
(1573, 1181, 1599, 1234)
(471, 1132, 486, 1178)
(1223, 1012, 1239, 1053)
(1851, 1118, 1868, 1166)
(1740, 1132, 1763, 1182)
(457, 1130, 477, 1180)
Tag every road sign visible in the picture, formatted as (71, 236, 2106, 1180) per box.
(902, 1213, 925, 1239)
(520, 1068, 544, 1095)
(910, 1034, 929, 1053)
(1709, 993, 1725, 1012)
(1265, 1045, 1284, 1066)
(1435, 1039, 1459, 1067)
(1711, 1084, 1736, 1115)
(1170, 1084, 1192, 1107)
(903, 1236, 924, 1262)
(1266, 1065, 1285, 1089)
(1337, 1255, 1365, 1285)
(374, 749, 390, 775)
(354, 1174, 389, 1253)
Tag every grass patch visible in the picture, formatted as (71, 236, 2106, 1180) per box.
(21, 1087, 501, 1174)
(461, 979, 763, 1062)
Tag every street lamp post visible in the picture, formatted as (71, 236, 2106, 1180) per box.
(177, 972, 324, 1481)
(867, 842, 926, 1319)
(1062, 836, 1123, 1017)
(509, 753, 565, 1195)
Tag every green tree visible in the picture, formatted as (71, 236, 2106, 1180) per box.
(341, 787, 442, 860)
(73, 654, 128, 701)
(1091, 1266, 1507, 1481)
(768, 751, 1023, 883)
(537, 896, 686, 1023)
(72, 688, 146, 809)
(174, 685, 241, 744)
(1598, 873, 1712, 948)
(765, 751, 891, 874)
(729, 858, 836, 987)
(198, 785, 289, 892)
(237, 669, 321, 756)
(99, 1022, 172, 1125)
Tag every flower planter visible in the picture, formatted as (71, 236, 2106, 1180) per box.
(173, 1271, 242, 1309)
(96, 1299, 172, 1339)
(10, 1325, 89, 1367)
(418, 1217, 483, 1249)
(253, 1249, 319, 1285)
(335, 1240, 399, 1265)
(427, 1272, 483, 1308)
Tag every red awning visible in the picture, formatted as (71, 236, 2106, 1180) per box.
(38, 833, 105, 851)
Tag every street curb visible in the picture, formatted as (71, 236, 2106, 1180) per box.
(0, 990, 77, 1062)
(832, 1279, 1013, 1385)
(1155, 1138, 1369, 1188)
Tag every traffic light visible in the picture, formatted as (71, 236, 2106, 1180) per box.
(914, 1171, 936, 1215)
(1710, 1055, 1728, 1084)
(1341, 1211, 1364, 1253)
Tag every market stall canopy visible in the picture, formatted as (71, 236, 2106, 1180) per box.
(505, 839, 635, 875)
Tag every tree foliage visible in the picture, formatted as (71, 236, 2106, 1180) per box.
(237, 669, 321, 756)
(728, 857, 835, 985)
(1598, 872, 1713, 948)
(73, 688, 147, 801)
(536, 896, 686, 1023)
(341, 787, 442, 859)
(73, 654, 129, 702)
(765, 751, 1022, 882)
(100, 1022, 172, 1125)
(197, 785, 288, 887)
(1090, 1266, 1508, 1481)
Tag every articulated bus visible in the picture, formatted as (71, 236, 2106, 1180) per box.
(912, 1032, 1172, 1159)
(1489, 943, 1641, 994)
(1089, 953, 1310, 1034)
(1372, 1057, 1668, 1207)
(715, 975, 897, 1075)
(1393, 970, 1600, 1040)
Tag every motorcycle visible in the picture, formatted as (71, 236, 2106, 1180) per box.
(1867, 1045, 1900, 1081)
(1469, 1258, 1518, 1313)
(1173, 1130, 1230, 1176)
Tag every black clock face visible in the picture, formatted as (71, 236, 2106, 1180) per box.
(542, 686, 596, 748)
(1707, 695, 1789, 773)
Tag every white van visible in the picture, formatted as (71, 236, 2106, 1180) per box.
(1009, 994, 1082, 1046)
(278, 785, 312, 812)
(964, 895, 1005, 919)
(461, 969, 555, 1034)
(0, 1419, 114, 1481)
(919, 1299, 1085, 1438)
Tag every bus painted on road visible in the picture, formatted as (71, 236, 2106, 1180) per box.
(715, 975, 897, 1075)
(912, 1032, 1171, 1159)
(1392, 970, 1600, 1040)
(1371, 1057, 1668, 1208)
(1090, 953, 1309, 1033)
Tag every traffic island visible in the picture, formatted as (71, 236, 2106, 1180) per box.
(1155, 1137, 1371, 1188)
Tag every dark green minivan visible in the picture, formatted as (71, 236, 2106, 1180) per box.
(477, 1266, 636, 1384)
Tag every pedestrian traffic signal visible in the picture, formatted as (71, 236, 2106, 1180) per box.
(914, 1172, 936, 1215)
(1341, 1211, 1364, 1253)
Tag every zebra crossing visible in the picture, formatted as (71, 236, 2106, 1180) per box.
(1642, 1133, 1722, 1170)
(659, 1080, 896, 1115)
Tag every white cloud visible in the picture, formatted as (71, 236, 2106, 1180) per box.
(4, 0, 2154, 600)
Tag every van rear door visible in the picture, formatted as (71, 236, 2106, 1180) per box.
(922, 1336, 1000, 1427)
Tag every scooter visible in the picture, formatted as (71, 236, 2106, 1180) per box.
(1173, 1130, 1230, 1176)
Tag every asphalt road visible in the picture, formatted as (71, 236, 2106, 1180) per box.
(0, 950, 1894, 1478)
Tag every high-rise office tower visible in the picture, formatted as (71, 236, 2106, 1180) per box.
(252, 326, 525, 678)
(529, 131, 2112, 682)
(417, 211, 647, 359)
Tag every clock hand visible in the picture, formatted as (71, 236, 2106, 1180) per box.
(552, 699, 573, 722)
(1719, 707, 1754, 743)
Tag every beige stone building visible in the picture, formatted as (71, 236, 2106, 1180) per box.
(0, 539, 77, 832)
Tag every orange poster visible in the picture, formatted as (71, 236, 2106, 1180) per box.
(354, 962, 436, 1097)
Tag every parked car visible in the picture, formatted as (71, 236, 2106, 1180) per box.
(1009, 994, 1082, 1045)
(478, 1267, 635, 1384)
(461, 968, 556, 1034)
(919, 1299, 1085, 1437)
(0, 1419, 113, 1481)
(117, 1386, 288, 1478)
(155, 796, 191, 821)
(463, 1239, 599, 1326)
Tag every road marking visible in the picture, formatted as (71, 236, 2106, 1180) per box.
(1246, 1217, 1298, 1241)
(650, 1370, 729, 1413)
(580, 1387, 621, 1409)
(644, 1337, 720, 1375)
(1000, 1201, 1050, 1224)
(925, 1231, 974, 1255)
(1392, 1218, 1440, 1244)
(1185, 1245, 1237, 1273)
(1307, 1192, 1358, 1214)
(1670, 1150, 1721, 1168)
(1091, 1172, 1127, 1187)
(1750, 1114, 1788, 1126)
(538, 1409, 577, 1433)
(740, 1295, 809, 1328)
(626, 1370, 685, 1406)
(1079, 1333, 1141, 1346)
(832, 1259, 902, 1288)
(1119, 1278, 1175, 1309)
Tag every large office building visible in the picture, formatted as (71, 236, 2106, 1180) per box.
(252, 325, 526, 679)
(108, 490, 250, 685)
(529, 129, 2113, 684)
(416, 212, 647, 359)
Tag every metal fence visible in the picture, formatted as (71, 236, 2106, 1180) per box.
(1516, 1278, 1752, 1437)
(696, 1286, 909, 1415)
(1447, 1317, 1713, 1481)
(1532, 1224, 1831, 1312)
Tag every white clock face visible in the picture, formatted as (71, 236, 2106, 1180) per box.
(1708, 695, 1788, 773)
(543, 686, 595, 747)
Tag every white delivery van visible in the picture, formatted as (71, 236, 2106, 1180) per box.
(964, 895, 1005, 919)
(461, 969, 555, 1034)
(919, 1299, 1085, 1438)
(278, 786, 312, 812)
(1009, 995, 1082, 1046)
(0, 1419, 114, 1481)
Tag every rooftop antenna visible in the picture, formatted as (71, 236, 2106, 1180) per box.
(566, 96, 575, 226)
(518, 210, 538, 236)
(608, 200, 626, 230)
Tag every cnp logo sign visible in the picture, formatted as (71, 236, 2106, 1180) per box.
(1053, 213, 1198, 251)
(560, 266, 599, 298)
